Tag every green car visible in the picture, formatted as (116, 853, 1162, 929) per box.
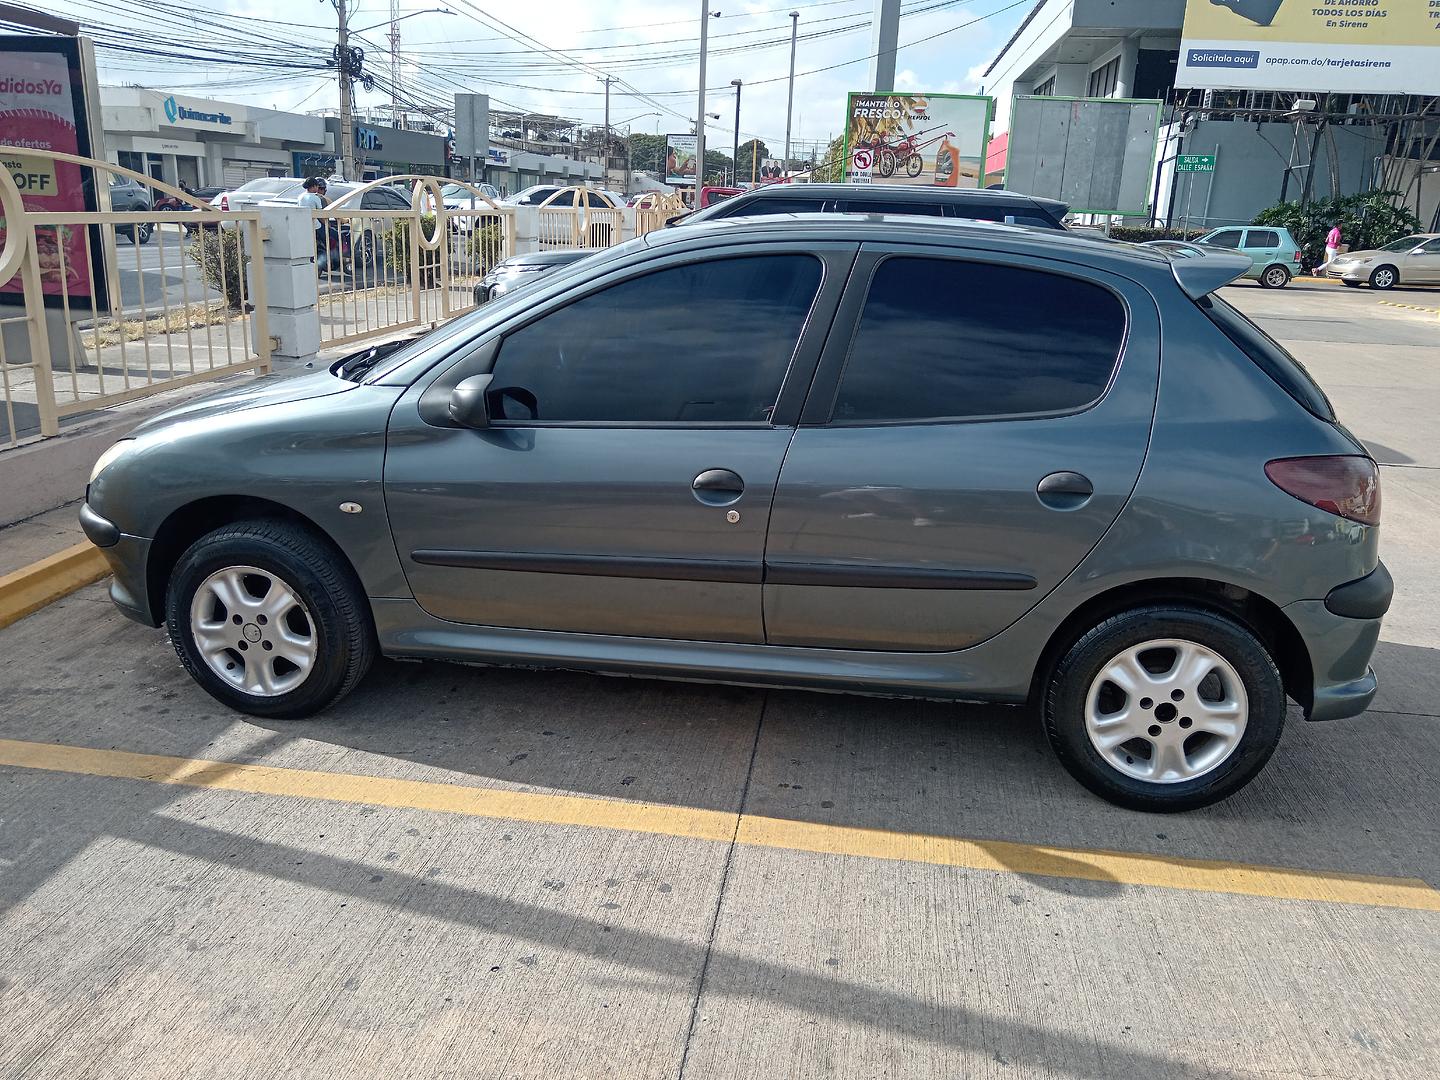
(1195, 226, 1304, 289)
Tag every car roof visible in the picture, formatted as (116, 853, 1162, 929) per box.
(723, 182, 1067, 214)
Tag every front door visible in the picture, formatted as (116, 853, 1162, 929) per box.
(764, 248, 1159, 651)
(1403, 237, 1440, 284)
(384, 248, 848, 643)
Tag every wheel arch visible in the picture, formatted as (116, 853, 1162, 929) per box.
(1030, 577, 1313, 713)
(145, 495, 363, 628)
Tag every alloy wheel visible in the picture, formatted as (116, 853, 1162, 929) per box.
(1263, 266, 1288, 288)
(1083, 638, 1249, 784)
(189, 565, 318, 697)
(1372, 267, 1397, 290)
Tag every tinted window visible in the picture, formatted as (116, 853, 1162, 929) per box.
(722, 197, 824, 217)
(362, 189, 409, 209)
(832, 258, 1126, 423)
(1244, 230, 1280, 249)
(1199, 295, 1333, 420)
(489, 255, 822, 423)
(841, 199, 945, 217)
(1207, 230, 1243, 249)
(1422, 239, 1440, 253)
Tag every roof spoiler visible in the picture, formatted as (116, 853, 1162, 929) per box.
(1170, 251, 1253, 299)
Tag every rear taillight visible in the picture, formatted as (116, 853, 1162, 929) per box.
(1293, 251, 1302, 262)
(1265, 455, 1380, 526)
(219, 194, 229, 211)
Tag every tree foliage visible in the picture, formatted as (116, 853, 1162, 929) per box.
(735, 139, 772, 184)
(628, 132, 666, 175)
(1253, 190, 1421, 268)
(809, 136, 846, 183)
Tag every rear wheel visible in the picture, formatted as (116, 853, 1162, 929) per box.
(166, 520, 375, 718)
(1260, 264, 1290, 289)
(1043, 606, 1285, 812)
(1370, 265, 1399, 290)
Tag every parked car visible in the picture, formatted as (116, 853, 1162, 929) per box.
(107, 175, 153, 244)
(674, 183, 1069, 229)
(504, 185, 622, 209)
(1193, 226, 1303, 288)
(474, 249, 594, 303)
(261, 180, 415, 267)
(1324, 233, 1440, 290)
(216, 176, 304, 214)
(82, 216, 1388, 812)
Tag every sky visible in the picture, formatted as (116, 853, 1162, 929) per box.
(38, 0, 1034, 153)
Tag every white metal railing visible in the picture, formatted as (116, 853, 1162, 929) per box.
(634, 191, 688, 236)
(0, 148, 269, 448)
(536, 186, 623, 250)
(314, 175, 515, 348)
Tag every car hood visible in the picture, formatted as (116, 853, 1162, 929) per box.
(1333, 248, 1383, 260)
(128, 370, 355, 437)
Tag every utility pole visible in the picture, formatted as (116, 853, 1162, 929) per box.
(602, 76, 612, 189)
(869, 0, 900, 92)
(784, 11, 798, 168)
(696, 3, 710, 194)
(731, 79, 742, 187)
(751, 137, 758, 184)
(387, 0, 401, 129)
(324, 0, 364, 180)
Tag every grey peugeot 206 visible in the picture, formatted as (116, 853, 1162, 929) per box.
(82, 215, 1391, 812)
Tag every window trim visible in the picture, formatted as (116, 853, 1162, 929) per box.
(423, 247, 854, 430)
(804, 249, 1133, 429)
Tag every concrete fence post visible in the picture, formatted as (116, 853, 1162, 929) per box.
(620, 207, 638, 244)
(512, 206, 540, 255)
(251, 203, 321, 369)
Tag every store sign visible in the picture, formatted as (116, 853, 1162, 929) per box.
(842, 92, 992, 188)
(665, 133, 697, 185)
(0, 35, 103, 306)
(1178, 0, 1440, 95)
(162, 94, 232, 127)
(356, 126, 383, 151)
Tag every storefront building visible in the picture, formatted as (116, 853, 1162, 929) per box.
(100, 86, 328, 189)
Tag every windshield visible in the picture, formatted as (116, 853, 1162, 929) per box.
(236, 178, 299, 194)
(1380, 235, 1427, 253)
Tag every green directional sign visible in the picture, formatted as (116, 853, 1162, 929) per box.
(1176, 154, 1216, 173)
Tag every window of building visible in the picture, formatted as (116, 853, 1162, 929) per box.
(831, 258, 1127, 423)
(488, 255, 823, 424)
(1088, 56, 1121, 99)
(1033, 75, 1057, 98)
(116, 151, 144, 175)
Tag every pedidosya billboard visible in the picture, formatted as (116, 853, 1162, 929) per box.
(1178, 0, 1438, 95)
(843, 93, 992, 188)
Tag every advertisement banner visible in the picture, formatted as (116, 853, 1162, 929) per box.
(1178, 0, 1439, 95)
(0, 36, 102, 306)
(665, 134, 697, 185)
(842, 92, 992, 188)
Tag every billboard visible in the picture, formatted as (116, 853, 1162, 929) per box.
(1005, 97, 1163, 217)
(1178, 0, 1439, 95)
(842, 93, 992, 188)
(0, 35, 104, 307)
(665, 134, 697, 185)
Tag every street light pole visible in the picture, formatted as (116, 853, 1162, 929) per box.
(784, 11, 798, 168)
(731, 79, 742, 186)
(696, 2, 710, 196)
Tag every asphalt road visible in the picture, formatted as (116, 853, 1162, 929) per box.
(112, 223, 221, 313)
(0, 281, 1436, 1079)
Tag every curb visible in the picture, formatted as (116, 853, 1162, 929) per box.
(0, 542, 112, 631)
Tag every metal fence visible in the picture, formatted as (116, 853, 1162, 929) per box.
(0, 147, 269, 448)
(634, 191, 688, 236)
(313, 176, 514, 349)
(536, 187, 625, 250)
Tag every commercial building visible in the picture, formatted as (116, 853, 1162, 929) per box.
(100, 86, 329, 189)
(981, 0, 1437, 229)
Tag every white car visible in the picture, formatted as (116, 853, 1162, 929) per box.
(503, 184, 622, 208)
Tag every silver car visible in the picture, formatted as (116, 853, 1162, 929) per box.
(81, 216, 1389, 812)
(1327, 233, 1440, 290)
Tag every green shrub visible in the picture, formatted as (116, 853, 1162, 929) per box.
(1253, 190, 1421, 269)
(185, 226, 249, 309)
(466, 222, 506, 274)
(1108, 227, 1209, 244)
(383, 213, 439, 279)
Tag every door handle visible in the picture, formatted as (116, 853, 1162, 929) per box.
(1037, 471, 1093, 510)
(692, 468, 745, 507)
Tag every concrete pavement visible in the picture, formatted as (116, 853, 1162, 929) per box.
(0, 281, 1436, 1079)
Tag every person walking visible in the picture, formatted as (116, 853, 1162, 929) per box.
(1316, 223, 1343, 275)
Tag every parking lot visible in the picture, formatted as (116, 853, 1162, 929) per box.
(1, 281, 1437, 1078)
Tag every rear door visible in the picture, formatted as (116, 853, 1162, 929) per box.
(763, 246, 1160, 651)
(1241, 229, 1282, 275)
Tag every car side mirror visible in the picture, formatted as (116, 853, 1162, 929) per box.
(448, 374, 493, 428)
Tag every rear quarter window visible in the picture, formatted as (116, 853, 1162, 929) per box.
(1197, 294, 1335, 421)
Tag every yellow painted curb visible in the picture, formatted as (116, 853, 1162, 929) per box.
(0, 541, 111, 630)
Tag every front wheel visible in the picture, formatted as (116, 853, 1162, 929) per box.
(1260, 265, 1290, 289)
(1043, 606, 1285, 812)
(905, 152, 923, 178)
(878, 149, 896, 178)
(166, 520, 375, 718)
(1369, 265, 1398, 290)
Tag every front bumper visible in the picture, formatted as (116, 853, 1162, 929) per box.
(1329, 263, 1373, 283)
(80, 503, 157, 627)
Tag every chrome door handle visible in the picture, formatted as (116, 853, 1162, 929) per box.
(692, 468, 745, 507)
(1037, 471, 1093, 510)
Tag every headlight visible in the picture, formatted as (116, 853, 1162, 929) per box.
(89, 439, 135, 485)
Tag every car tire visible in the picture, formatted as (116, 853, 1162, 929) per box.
(1259, 265, 1290, 289)
(165, 520, 375, 719)
(1369, 265, 1399, 290)
(136, 222, 153, 245)
(1043, 606, 1285, 812)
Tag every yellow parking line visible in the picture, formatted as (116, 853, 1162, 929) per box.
(1, 737, 1436, 913)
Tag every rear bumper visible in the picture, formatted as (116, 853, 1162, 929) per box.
(1285, 583, 1385, 722)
